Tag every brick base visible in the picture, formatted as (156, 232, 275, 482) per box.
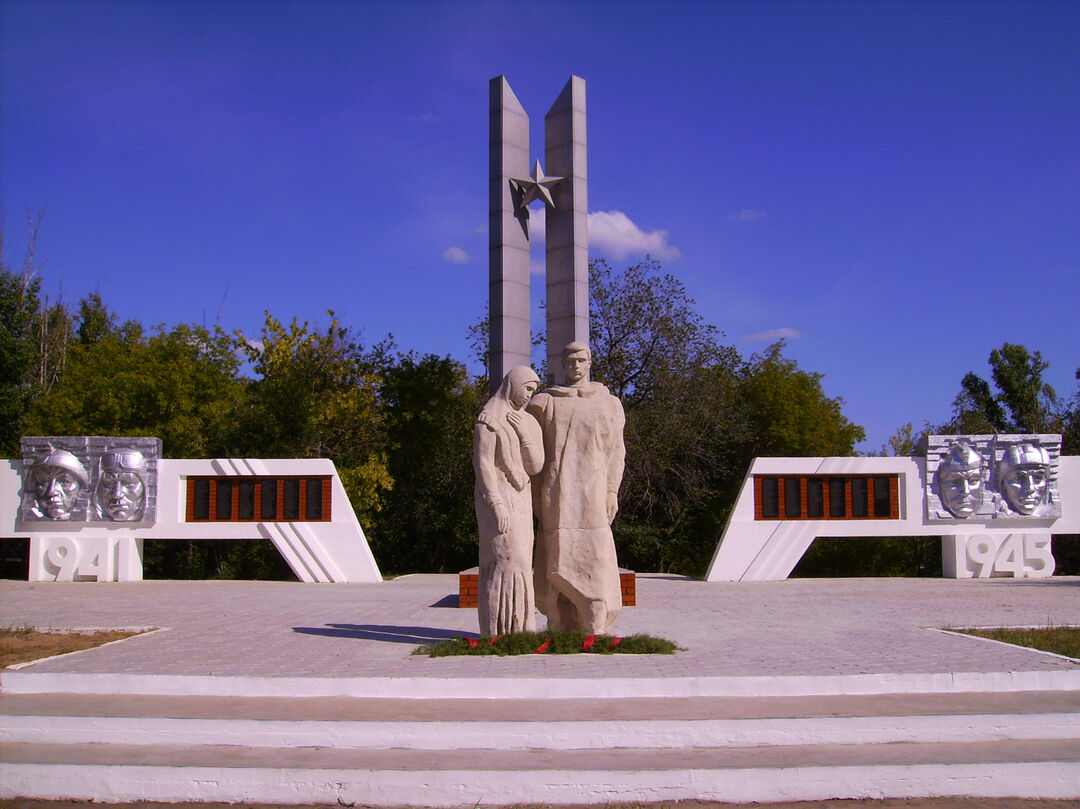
(458, 568, 635, 608)
(458, 570, 479, 609)
(619, 570, 636, 607)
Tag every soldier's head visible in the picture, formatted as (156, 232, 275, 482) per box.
(562, 342, 591, 385)
(97, 449, 148, 521)
(31, 450, 89, 520)
(998, 443, 1050, 515)
(935, 441, 984, 518)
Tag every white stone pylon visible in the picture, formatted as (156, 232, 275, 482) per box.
(544, 76, 589, 385)
(489, 75, 588, 391)
(488, 76, 531, 393)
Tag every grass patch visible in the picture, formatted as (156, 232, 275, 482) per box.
(1, 626, 141, 668)
(956, 625, 1080, 659)
(415, 630, 681, 657)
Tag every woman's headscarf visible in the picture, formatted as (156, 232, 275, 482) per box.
(477, 366, 540, 491)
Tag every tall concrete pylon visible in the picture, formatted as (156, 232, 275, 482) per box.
(543, 76, 588, 385)
(488, 76, 531, 392)
(489, 75, 588, 391)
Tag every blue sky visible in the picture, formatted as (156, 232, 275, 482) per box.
(2, 0, 1077, 453)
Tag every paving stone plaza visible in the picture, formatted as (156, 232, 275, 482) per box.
(1, 575, 1079, 686)
(3, 575, 1080, 805)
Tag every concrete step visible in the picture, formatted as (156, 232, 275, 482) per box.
(4, 689, 1080, 804)
(3, 739, 1080, 805)
(3, 691, 1080, 750)
(8, 689, 1080, 720)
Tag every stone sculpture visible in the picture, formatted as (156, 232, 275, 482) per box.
(474, 366, 544, 635)
(934, 441, 985, 518)
(96, 448, 148, 521)
(527, 342, 625, 634)
(28, 449, 89, 521)
(998, 443, 1050, 515)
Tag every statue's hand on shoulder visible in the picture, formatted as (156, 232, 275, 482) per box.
(506, 407, 544, 476)
(507, 408, 541, 443)
(505, 409, 526, 433)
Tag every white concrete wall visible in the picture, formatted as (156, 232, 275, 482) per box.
(705, 456, 1079, 582)
(2, 458, 381, 583)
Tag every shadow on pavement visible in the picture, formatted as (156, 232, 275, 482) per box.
(292, 623, 476, 644)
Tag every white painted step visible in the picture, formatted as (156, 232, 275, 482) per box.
(4, 690, 1079, 750)
(4, 709, 1079, 750)
(4, 739, 1080, 805)
(5, 690, 1080, 804)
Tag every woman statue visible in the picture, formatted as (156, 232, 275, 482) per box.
(474, 366, 544, 635)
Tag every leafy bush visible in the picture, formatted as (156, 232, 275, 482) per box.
(415, 630, 681, 657)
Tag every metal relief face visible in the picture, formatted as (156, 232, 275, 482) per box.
(934, 442, 984, 518)
(20, 436, 161, 525)
(925, 434, 1061, 522)
(95, 449, 148, 521)
(28, 450, 89, 520)
(997, 443, 1050, 516)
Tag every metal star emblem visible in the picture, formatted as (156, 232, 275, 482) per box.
(510, 160, 563, 210)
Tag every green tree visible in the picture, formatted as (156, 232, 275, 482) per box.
(735, 341, 866, 458)
(588, 257, 726, 401)
(232, 313, 393, 526)
(948, 372, 1009, 434)
(0, 266, 42, 453)
(26, 312, 244, 458)
(616, 361, 749, 574)
(882, 422, 920, 457)
(372, 353, 481, 574)
(0, 212, 69, 454)
(1064, 367, 1080, 456)
(945, 343, 1063, 435)
(75, 292, 117, 345)
(577, 259, 750, 574)
(989, 343, 1059, 433)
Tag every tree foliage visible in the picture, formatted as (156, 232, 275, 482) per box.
(734, 342, 865, 459)
(27, 315, 243, 459)
(371, 354, 480, 574)
(581, 260, 865, 576)
(945, 343, 1066, 436)
(0, 212, 65, 454)
(232, 314, 393, 526)
(589, 258, 726, 401)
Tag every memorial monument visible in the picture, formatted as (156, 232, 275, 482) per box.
(473, 366, 544, 635)
(706, 433, 1076, 581)
(527, 342, 625, 634)
(479, 76, 626, 634)
(3, 436, 380, 583)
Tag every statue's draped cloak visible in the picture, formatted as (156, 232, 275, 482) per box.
(473, 371, 543, 635)
(527, 382, 625, 629)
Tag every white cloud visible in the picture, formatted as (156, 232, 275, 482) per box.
(729, 209, 767, 223)
(442, 246, 471, 264)
(522, 208, 679, 272)
(738, 327, 803, 343)
(588, 210, 681, 260)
